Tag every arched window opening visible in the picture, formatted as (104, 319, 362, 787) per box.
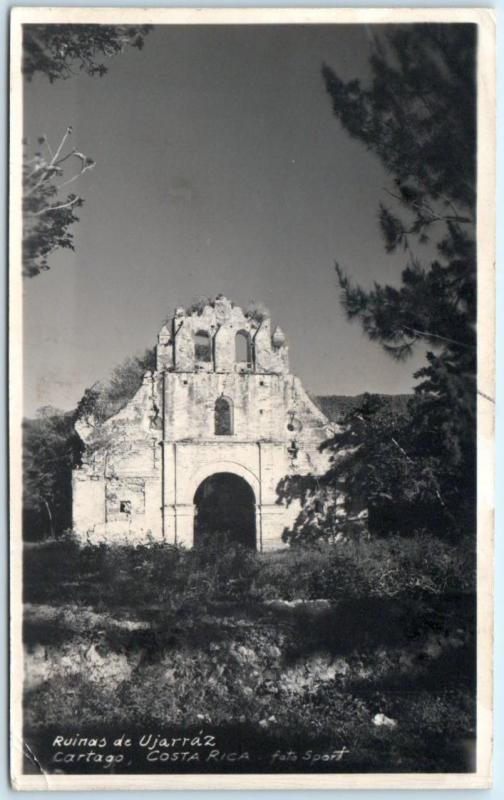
(215, 396, 233, 435)
(195, 330, 212, 363)
(235, 330, 251, 364)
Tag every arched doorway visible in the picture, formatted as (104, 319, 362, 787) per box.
(193, 472, 256, 549)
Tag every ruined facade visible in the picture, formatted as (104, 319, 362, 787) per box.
(73, 297, 335, 550)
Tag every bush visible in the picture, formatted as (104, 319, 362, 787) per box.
(254, 534, 474, 602)
(24, 531, 474, 611)
(311, 534, 475, 600)
(23, 536, 264, 610)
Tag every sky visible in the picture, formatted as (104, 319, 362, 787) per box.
(23, 23, 428, 417)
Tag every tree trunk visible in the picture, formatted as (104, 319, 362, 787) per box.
(42, 498, 55, 539)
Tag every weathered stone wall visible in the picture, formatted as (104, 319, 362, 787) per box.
(73, 297, 336, 549)
(157, 296, 289, 375)
(72, 373, 164, 544)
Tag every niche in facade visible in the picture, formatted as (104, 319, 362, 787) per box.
(215, 396, 233, 435)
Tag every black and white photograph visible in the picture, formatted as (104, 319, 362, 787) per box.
(9, 7, 495, 790)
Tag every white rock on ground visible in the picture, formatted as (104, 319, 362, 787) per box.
(372, 713, 398, 729)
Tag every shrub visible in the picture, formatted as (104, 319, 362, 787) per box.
(24, 531, 474, 611)
(23, 536, 265, 610)
(254, 534, 474, 602)
(310, 534, 475, 600)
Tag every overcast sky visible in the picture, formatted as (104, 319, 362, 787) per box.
(23, 23, 427, 416)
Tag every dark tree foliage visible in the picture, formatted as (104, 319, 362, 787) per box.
(279, 394, 454, 545)
(317, 24, 477, 537)
(23, 24, 152, 82)
(314, 393, 411, 423)
(276, 473, 345, 546)
(23, 407, 83, 540)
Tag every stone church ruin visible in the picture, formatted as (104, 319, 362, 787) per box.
(73, 296, 334, 550)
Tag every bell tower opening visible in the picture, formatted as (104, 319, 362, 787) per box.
(195, 330, 212, 363)
(235, 330, 251, 364)
(193, 472, 256, 549)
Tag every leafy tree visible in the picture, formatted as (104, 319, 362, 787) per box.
(276, 473, 345, 546)
(314, 392, 410, 424)
(23, 127, 95, 277)
(22, 24, 152, 275)
(320, 25, 477, 534)
(76, 347, 156, 426)
(23, 348, 156, 538)
(331, 394, 458, 533)
(23, 407, 83, 540)
(23, 24, 152, 82)
(279, 394, 452, 544)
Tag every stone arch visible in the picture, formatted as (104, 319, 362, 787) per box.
(193, 473, 256, 548)
(186, 460, 260, 506)
(176, 461, 260, 550)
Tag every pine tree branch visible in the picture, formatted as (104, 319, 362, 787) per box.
(401, 325, 474, 350)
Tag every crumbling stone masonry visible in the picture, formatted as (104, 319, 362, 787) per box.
(73, 297, 335, 550)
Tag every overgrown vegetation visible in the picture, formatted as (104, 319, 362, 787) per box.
(23, 536, 475, 773)
(24, 534, 474, 609)
(279, 392, 471, 543)
(75, 347, 156, 426)
(23, 408, 83, 540)
(184, 294, 269, 324)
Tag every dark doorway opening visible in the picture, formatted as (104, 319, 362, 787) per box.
(193, 472, 256, 549)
